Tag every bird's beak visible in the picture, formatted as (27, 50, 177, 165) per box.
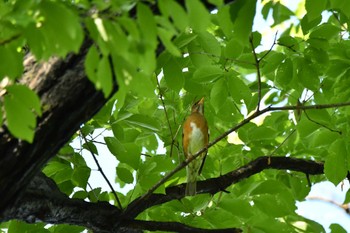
(198, 97, 204, 105)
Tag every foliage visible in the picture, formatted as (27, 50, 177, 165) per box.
(2, 0, 350, 232)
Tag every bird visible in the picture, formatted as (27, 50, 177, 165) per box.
(182, 97, 209, 196)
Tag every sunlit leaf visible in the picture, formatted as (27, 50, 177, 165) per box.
(4, 85, 41, 142)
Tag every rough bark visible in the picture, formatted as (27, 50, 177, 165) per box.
(0, 38, 111, 212)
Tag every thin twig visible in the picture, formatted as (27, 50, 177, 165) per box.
(155, 76, 175, 157)
(249, 32, 278, 111)
(80, 130, 123, 210)
(89, 139, 107, 145)
(249, 34, 262, 111)
(307, 196, 350, 213)
(91, 128, 108, 141)
(268, 129, 296, 156)
(126, 101, 350, 212)
(259, 31, 278, 61)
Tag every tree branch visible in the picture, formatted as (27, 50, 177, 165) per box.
(124, 156, 324, 218)
(1, 156, 325, 232)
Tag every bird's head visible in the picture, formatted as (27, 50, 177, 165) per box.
(191, 97, 204, 115)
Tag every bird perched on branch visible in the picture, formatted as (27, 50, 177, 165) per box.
(182, 97, 209, 196)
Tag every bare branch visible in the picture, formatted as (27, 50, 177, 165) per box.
(125, 156, 325, 217)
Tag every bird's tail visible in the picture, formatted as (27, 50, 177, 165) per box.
(186, 165, 197, 196)
(186, 181, 196, 196)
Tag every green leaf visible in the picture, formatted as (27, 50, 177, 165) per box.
(275, 58, 293, 88)
(6, 84, 41, 116)
(24, 1, 83, 59)
(278, 36, 300, 50)
(48, 224, 85, 233)
(224, 38, 244, 59)
(4, 85, 42, 142)
(310, 129, 339, 148)
(251, 180, 296, 217)
(305, 0, 327, 22)
(192, 65, 223, 83)
(227, 74, 252, 105)
(186, 0, 211, 31)
(218, 198, 254, 219)
(80, 124, 95, 137)
(88, 188, 102, 202)
(0, 46, 23, 80)
(105, 137, 141, 169)
(124, 114, 160, 132)
(157, 27, 182, 57)
(250, 31, 262, 48)
(72, 190, 88, 199)
(249, 126, 278, 141)
(163, 57, 184, 91)
(298, 60, 319, 91)
(272, 2, 294, 26)
(85, 45, 99, 84)
(217, 5, 234, 37)
(345, 189, 350, 203)
(324, 139, 348, 185)
(329, 224, 347, 233)
(43, 161, 71, 177)
(112, 122, 125, 141)
(82, 142, 98, 155)
(296, 117, 319, 138)
(230, 0, 256, 46)
(97, 55, 113, 97)
(310, 23, 341, 41)
(139, 172, 165, 194)
(301, 14, 322, 35)
(71, 166, 91, 188)
(210, 78, 227, 113)
(262, 1, 273, 20)
(116, 166, 134, 184)
(331, 0, 350, 18)
(197, 32, 221, 58)
(262, 51, 285, 75)
(138, 3, 157, 50)
(8, 221, 48, 233)
(130, 72, 156, 98)
(159, 0, 188, 31)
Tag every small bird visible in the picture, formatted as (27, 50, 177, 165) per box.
(182, 97, 209, 196)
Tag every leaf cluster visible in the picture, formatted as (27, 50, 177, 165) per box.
(2, 0, 350, 232)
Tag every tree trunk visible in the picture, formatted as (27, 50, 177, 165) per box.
(0, 39, 116, 213)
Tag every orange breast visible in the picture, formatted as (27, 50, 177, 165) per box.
(183, 112, 208, 158)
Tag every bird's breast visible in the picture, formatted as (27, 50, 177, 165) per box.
(188, 122, 205, 154)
